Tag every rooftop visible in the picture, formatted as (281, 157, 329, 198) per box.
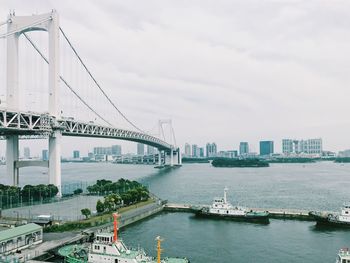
(0, 223, 42, 242)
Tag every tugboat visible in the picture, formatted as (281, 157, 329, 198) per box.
(336, 248, 350, 263)
(58, 213, 189, 263)
(196, 187, 269, 223)
(309, 203, 350, 227)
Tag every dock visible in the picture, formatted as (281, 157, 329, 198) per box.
(164, 203, 321, 221)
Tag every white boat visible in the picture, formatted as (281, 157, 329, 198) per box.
(58, 213, 189, 263)
(336, 248, 350, 263)
(196, 187, 269, 222)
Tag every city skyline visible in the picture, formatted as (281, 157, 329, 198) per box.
(1, 1, 350, 156)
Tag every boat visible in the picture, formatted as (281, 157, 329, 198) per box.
(58, 213, 189, 263)
(195, 187, 269, 223)
(336, 248, 350, 263)
(309, 203, 350, 227)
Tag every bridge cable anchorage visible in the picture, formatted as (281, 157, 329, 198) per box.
(59, 27, 145, 133)
(23, 33, 113, 127)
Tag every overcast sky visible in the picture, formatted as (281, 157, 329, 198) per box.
(1, 0, 350, 157)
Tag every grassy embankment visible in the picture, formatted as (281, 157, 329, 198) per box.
(44, 198, 155, 233)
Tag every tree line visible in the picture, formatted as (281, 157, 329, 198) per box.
(95, 186, 150, 214)
(0, 184, 59, 208)
(86, 178, 146, 195)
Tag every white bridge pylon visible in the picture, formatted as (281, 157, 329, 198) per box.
(1, 11, 181, 196)
(5, 11, 61, 192)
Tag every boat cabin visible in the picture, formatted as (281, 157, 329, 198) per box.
(339, 204, 350, 223)
(337, 248, 350, 263)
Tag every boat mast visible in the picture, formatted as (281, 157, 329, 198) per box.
(156, 236, 163, 263)
(113, 213, 119, 242)
(224, 187, 228, 204)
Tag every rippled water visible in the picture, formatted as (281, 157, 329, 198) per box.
(1, 161, 350, 262)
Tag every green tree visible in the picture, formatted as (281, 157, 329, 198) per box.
(81, 208, 91, 219)
(74, 188, 83, 195)
(96, 199, 105, 213)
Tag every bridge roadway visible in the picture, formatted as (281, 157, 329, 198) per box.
(0, 108, 173, 151)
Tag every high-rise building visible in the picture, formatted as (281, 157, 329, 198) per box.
(282, 138, 322, 155)
(42, 149, 48, 161)
(137, 143, 145, 155)
(192, 144, 199, 158)
(260, 141, 274, 156)
(93, 147, 112, 155)
(73, 150, 80, 159)
(24, 147, 30, 159)
(184, 143, 191, 157)
(301, 138, 322, 154)
(239, 142, 249, 156)
(111, 145, 122, 156)
(282, 139, 293, 154)
(199, 147, 204, 157)
(206, 143, 217, 157)
(146, 145, 155, 155)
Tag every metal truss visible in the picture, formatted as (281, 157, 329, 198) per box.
(0, 109, 173, 150)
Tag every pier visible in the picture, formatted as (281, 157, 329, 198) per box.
(164, 203, 321, 221)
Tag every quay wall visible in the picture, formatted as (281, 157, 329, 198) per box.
(164, 203, 325, 221)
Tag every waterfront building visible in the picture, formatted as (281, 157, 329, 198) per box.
(73, 150, 80, 159)
(111, 145, 122, 156)
(137, 143, 145, 155)
(218, 150, 237, 158)
(184, 143, 191, 157)
(93, 147, 112, 156)
(206, 142, 217, 157)
(42, 149, 48, 161)
(0, 223, 43, 254)
(260, 141, 274, 156)
(239, 142, 249, 156)
(199, 147, 205, 157)
(228, 150, 238, 158)
(23, 147, 30, 159)
(338, 149, 350, 157)
(192, 144, 199, 158)
(146, 145, 155, 155)
(282, 138, 322, 155)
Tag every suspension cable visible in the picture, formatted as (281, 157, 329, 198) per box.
(59, 27, 144, 132)
(23, 33, 113, 126)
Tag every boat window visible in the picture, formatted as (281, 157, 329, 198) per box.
(115, 259, 118, 263)
(227, 211, 229, 214)
(342, 259, 346, 263)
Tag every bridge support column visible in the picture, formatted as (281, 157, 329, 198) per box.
(170, 149, 174, 167)
(158, 150, 162, 167)
(6, 135, 19, 186)
(49, 130, 62, 197)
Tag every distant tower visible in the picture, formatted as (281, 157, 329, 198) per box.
(239, 142, 249, 156)
(184, 143, 191, 157)
(23, 147, 30, 159)
(137, 143, 145, 155)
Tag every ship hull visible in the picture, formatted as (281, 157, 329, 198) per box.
(196, 210, 269, 223)
(309, 211, 350, 227)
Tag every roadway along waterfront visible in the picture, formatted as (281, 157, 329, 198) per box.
(1, 161, 350, 262)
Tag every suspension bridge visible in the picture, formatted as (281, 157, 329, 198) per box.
(0, 10, 181, 196)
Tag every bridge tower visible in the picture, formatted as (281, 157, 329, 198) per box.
(6, 11, 62, 195)
(157, 120, 182, 168)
